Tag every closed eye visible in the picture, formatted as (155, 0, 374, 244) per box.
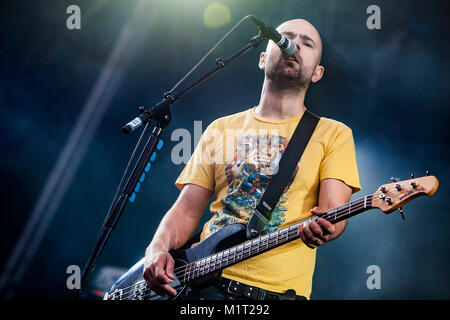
(281, 31, 317, 48)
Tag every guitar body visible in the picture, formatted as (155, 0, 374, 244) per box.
(106, 223, 247, 300)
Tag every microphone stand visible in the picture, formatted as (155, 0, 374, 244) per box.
(75, 32, 265, 299)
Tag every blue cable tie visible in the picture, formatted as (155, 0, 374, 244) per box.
(134, 182, 141, 193)
(145, 162, 151, 172)
(157, 140, 163, 150)
(139, 172, 146, 183)
(150, 152, 156, 162)
(129, 192, 136, 203)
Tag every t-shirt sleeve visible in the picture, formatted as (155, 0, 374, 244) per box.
(175, 122, 217, 192)
(319, 124, 361, 194)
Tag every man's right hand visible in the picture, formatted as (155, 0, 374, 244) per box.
(141, 184, 213, 298)
(143, 250, 177, 297)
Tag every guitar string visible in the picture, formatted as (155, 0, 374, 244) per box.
(108, 197, 372, 300)
(131, 195, 370, 284)
(108, 196, 372, 300)
(170, 196, 370, 279)
(111, 199, 372, 300)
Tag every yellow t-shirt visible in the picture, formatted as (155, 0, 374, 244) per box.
(175, 107, 361, 299)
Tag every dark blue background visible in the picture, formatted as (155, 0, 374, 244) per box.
(1, 0, 449, 299)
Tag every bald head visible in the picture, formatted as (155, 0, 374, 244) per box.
(275, 19, 323, 65)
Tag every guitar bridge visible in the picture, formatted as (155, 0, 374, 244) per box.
(107, 288, 123, 300)
(132, 281, 147, 300)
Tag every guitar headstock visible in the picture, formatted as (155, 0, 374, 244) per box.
(371, 175, 439, 213)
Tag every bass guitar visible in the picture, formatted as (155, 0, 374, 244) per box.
(104, 174, 438, 300)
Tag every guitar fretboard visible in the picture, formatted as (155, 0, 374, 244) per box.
(183, 195, 373, 283)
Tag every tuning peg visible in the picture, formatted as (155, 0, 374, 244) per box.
(426, 170, 430, 176)
(390, 177, 400, 183)
(410, 173, 414, 179)
(398, 207, 405, 221)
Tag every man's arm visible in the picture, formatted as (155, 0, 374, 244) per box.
(143, 183, 213, 296)
(298, 178, 353, 249)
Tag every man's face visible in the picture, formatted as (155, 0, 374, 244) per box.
(259, 19, 323, 90)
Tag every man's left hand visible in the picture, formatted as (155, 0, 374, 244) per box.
(298, 207, 336, 249)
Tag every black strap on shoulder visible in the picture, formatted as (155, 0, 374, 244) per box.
(246, 110, 320, 239)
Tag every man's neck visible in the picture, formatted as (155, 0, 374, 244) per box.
(255, 79, 307, 120)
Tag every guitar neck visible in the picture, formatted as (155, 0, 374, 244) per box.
(184, 194, 374, 283)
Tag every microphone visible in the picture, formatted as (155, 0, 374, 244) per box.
(250, 16, 298, 57)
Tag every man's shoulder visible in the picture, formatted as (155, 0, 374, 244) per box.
(317, 116, 353, 133)
(315, 116, 355, 145)
(209, 108, 252, 129)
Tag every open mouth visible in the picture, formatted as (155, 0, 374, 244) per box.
(283, 55, 298, 64)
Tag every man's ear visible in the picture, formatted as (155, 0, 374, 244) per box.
(259, 51, 266, 70)
(311, 65, 324, 83)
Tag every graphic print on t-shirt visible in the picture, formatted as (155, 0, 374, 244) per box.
(208, 133, 299, 235)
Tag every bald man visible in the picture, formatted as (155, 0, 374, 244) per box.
(143, 19, 360, 300)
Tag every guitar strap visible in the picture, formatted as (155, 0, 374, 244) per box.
(246, 110, 320, 239)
